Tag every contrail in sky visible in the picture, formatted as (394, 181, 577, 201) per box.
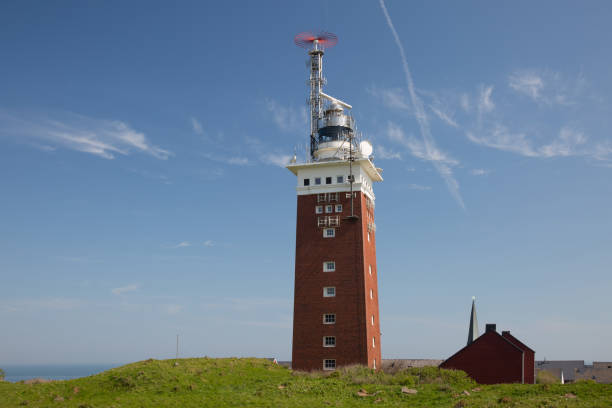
(379, 0, 465, 209)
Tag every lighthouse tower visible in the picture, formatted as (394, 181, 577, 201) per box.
(287, 32, 383, 371)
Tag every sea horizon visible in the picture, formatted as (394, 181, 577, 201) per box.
(1, 363, 123, 383)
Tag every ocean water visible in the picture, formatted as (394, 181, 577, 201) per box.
(2, 364, 120, 383)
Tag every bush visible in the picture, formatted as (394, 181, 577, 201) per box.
(536, 370, 559, 385)
(0, 368, 4, 381)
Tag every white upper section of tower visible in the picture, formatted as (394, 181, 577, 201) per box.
(287, 159, 383, 201)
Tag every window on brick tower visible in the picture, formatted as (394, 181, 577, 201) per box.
(323, 261, 335, 272)
(323, 359, 336, 370)
(369, 265, 372, 276)
(325, 176, 332, 184)
(323, 287, 335, 297)
(370, 289, 373, 299)
(335, 204, 342, 213)
(323, 313, 336, 324)
(372, 337, 376, 348)
(371, 315, 374, 326)
(315, 206, 323, 214)
(323, 336, 336, 347)
(325, 205, 333, 213)
(323, 228, 335, 238)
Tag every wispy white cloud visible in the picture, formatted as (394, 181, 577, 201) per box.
(203, 240, 214, 247)
(467, 125, 596, 160)
(111, 284, 139, 296)
(478, 85, 495, 115)
(264, 99, 307, 132)
(367, 86, 411, 110)
(429, 104, 459, 128)
(260, 152, 292, 167)
(460, 93, 471, 112)
(387, 122, 458, 166)
(508, 70, 585, 106)
(406, 183, 431, 190)
(201, 152, 250, 166)
(0, 110, 171, 160)
(191, 117, 203, 135)
(375, 145, 402, 160)
(379, 0, 465, 209)
(470, 168, 490, 176)
(173, 241, 192, 248)
(509, 72, 544, 101)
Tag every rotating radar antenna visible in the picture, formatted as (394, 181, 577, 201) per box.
(294, 31, 338, 159)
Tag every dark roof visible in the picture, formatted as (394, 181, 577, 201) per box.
(501, 331, 535, 353)
(535, 360, 586, 381)
(441, 329, 524, 365)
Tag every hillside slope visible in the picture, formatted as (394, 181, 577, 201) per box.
(1, 358, 611, 407)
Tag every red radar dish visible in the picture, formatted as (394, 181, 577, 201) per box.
(294, 31, 338, 49)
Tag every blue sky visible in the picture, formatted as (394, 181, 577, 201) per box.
(1, 0, 612, 365)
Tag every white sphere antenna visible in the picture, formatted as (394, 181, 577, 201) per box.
(359, 140, 373, 157)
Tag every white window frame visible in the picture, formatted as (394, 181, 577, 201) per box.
(315, 206, 323, 214)
(328, 192, 338, 202)
(323, 359, 336, 370)
(336, 175, 344, 183)
(323, 228, 335, 238)
(335, 204, 342, 213)
(318, 193, 326, 202)
(325, 205, 333, 213)
(323, 261, 335, 272)
(323, 336, 336, 347)
(323, 287, 336, 297)
(323, 313, 336, 324)
(315, 177, 322, 185)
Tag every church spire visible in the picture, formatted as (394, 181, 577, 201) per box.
(467, 296, 479, 345)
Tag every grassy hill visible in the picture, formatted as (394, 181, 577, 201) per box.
(1, 358, 611, 407)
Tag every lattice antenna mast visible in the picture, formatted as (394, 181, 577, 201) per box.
(295, 31, 338, 159)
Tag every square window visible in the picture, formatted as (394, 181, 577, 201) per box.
(318, 193, 326, 202)
(304, 178, 310, 186)
(337, 176, 344, 183)
(323, 261, 335, 272)
(315, 177, 322, 185)
(323, 228, 335, 238)
(335, 204, 342, 213)
(323, 336, 336, 347)
(325, 205, 333, 213)
(323, 359, 336, 370)
(323, 287, 335, 297)
(325, 176, 332, 184)
(328, 192, 338, 201)
(323, 314, 336, 324)
(315, 206, 323, 214)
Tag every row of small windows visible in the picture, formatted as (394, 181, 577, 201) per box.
(304, 176, 344, 186)
(316, 204, 342, 214)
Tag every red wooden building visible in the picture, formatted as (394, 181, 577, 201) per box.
(440, 324, 535, 384)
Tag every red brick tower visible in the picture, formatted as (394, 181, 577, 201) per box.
(287, 32, 383, 371)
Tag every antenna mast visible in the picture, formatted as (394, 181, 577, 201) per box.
(294, 31, 338, 159)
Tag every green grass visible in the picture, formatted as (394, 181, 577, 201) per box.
(1, 358, 611, 407)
